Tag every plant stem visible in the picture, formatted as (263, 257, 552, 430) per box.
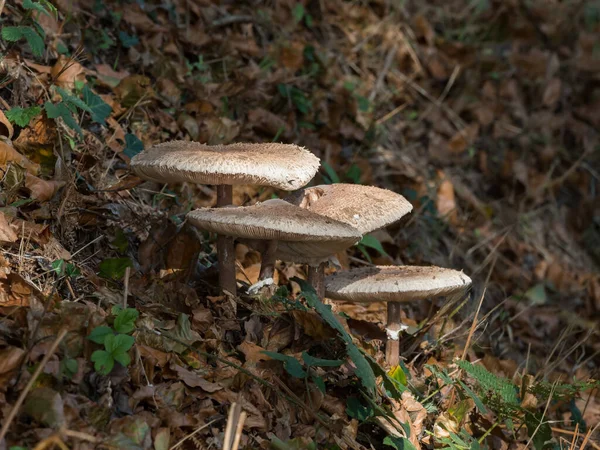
(307, 263, 325, 299)
(258, 240, 278, 280)
(217, 185, 236, 296)
(386, 302, 402, 367)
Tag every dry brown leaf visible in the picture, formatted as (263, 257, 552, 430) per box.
(51, 55, 85, 88)
(448, 124, 479, 154)
(436, 175, 458, 224)
(0, 212, 18, 243)
(278, 41, 305, 70)
(542, 77, 562, 108)
(25, 173, 66, 202)
(0, 140, 40, 175)
(414, 14, 435, 46)
(0, 109, 14, 139)
(238, 341, 270, 365)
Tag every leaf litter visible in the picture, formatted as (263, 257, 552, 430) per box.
(0, 0, 599, 449)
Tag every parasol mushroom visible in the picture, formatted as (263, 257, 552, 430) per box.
(325, 265, 472, 367)
(131, 141, 320, 295)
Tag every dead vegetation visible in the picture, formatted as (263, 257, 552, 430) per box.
(0, 0, 599, 449)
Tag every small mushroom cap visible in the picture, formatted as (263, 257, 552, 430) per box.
(131, 141, 320, 190)
(187, 199, 361, 264)
(287, 184, 413, 234)
(325, 265, 472, 302)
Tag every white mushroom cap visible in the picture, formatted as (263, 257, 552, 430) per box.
(287, 184, 413, 234)
(131, 141, 320, 190)
(325, 266, 472, 302)
(187, 199, 362, 264)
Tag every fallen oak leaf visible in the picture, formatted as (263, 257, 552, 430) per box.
(0, 109, 14, 139)
(25, 173, 66, 202)
(0, 212, 18, 243)
(0, 140, 40, 175)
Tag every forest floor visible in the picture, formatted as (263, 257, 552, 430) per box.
(0, 0, 599, 449)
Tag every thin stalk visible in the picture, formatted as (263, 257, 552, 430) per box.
(258, 240, 278, 281)
(386, 302, 402, 367)
(217, 185, 236, 296)
(307, 263, 325, 299)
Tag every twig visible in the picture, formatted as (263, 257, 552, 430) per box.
(123, 266, 131, 308)
(169, 419, 218, 450)
(0, 328, 68, 443)
(369, 45, 397, 102)
(231, 412, 247, 450)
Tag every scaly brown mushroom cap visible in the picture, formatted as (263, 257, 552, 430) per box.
(187, 199, 362, 264)
(287, 184, 413, 234)
(131, 141, 320, 190)
(325, 265, 472, 302)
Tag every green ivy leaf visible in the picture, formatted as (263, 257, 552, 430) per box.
(99, 257, 132, 280)
(44, 101, 82, 135)
(91, 350, 114, 375)
(263, 351, 306, 378)
(358, 234, 390, 257)
(87, 326, 114, 344)
(118, 31, 139, 48)
(82, 85, 111, 124)
(5, 106, 42, 127)
(123, 133, 144, 159)
(56, 87, 92, 113)
(114, 308, 139, 334)
(301, 352, 343, 368)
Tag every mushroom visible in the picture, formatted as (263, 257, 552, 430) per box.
(325, 265, 472, 367)
(286, 183, 413, 294)
(186, 199, 362, 292)
(131, 141, 320, 295)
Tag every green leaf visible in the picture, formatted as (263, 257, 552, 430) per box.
(113, 350, 131, 367)
(118, 31, 139, 48)
(105, 333, 135, 354)
(60, 358, 78, 378)
(91, 350, 114, 375)
(5, 106, 42, 127)
(292, 3, 305, 23)
(123, 133, 144, 159)
(87, 326, 114, 344)
(359, 234, 390, 257)
(388, 364, 408, 386)
(321, 161, 341, 184)
(51, 259, 66, 276)
(82, 85, 111, 124)
(114, 308, 139, 334)
(56, 87, 92, 113)
(23, 0, 52, 16)
(347, 344, 376, 395)
(2, 26, 44, 57)
(525, 412, 552, 450)
(262, 351, 306, 378)
(294, 277, 376, 395)
(98, 257, 132, 280)
(383, 436, 417, 450)
(44, 101, 82, 135)
(2, 26, 26, 42)
(458, 379, 488, 414)
(301, 352, 343, 368)
(311, 374, 326, 394)
(346, 397, 373, 421)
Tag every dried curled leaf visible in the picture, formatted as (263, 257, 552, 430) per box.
(0, 140, 40, 175)
(25, 173, 65, 202)
(0, 110, 14, 139)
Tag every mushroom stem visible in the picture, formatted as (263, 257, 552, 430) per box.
(307, 263, 325, 299)
(386, 302, 402, 367)
(258, 240, 278, 281)
(217, 185, 237, 296)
